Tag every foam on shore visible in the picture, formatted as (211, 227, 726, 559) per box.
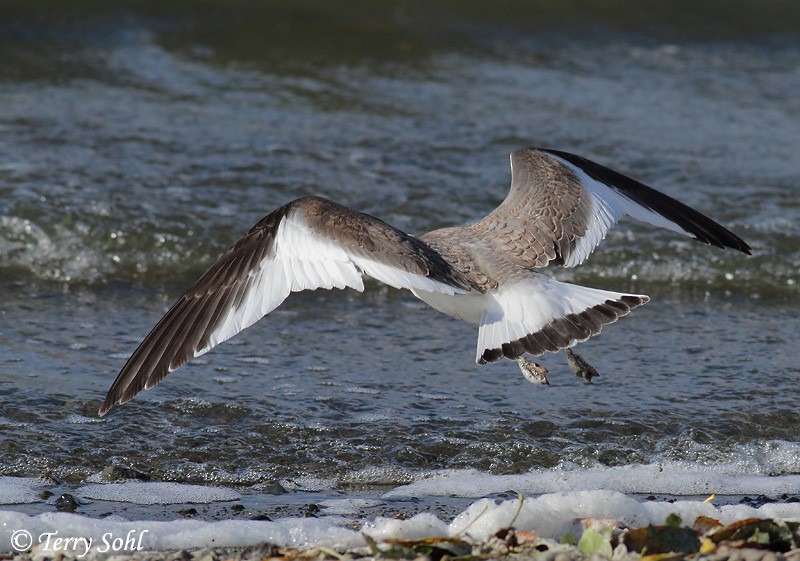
(2, 489, 800, 555)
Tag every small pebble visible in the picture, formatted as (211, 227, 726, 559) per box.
(54, 493, 78, 512)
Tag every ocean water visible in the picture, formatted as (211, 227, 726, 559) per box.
(0, 0, 798, 551)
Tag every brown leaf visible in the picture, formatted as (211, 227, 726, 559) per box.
(707, 518, 797, 552)
(693, 515, 723, 535)
(623, 526, 701, 554)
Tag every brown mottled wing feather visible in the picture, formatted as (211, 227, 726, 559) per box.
(471, 148, 750, 270)
(99, 196, 471, 416)
(474, 148, 593, 268)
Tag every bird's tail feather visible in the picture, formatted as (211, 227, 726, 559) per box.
(476, 275, 648, 364)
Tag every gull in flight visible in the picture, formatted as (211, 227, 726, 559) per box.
(99, 148, 750, 415)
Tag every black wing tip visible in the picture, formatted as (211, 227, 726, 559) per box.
(98, 385, 134, 416)
(698, 236, 752, 255)
(98, 392, 121, 416)
(698, 234, 752, 255)
(98, 376, 125, 416)
(533, 147, 753, 256)
(99, 377, 147, 416)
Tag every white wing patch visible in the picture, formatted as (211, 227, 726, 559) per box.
(278, 213, 366, 292)
(279, 211, 466, 295)
(198, 208, 465, 359)
(551, 156, 688, 267)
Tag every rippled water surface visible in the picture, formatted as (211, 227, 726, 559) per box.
(0, 0, 798, 520)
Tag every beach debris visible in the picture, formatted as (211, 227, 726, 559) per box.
(579, 526, 615, 558)
(54, 493, 79, 512)
(623, 523, 701, 554)
(706, 518, 800, 552)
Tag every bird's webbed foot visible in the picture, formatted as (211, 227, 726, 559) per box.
(565, 348, 599, 382)
(515, 356, 549, 385)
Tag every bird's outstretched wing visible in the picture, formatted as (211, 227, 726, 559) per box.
(99, 196, 471, 415)
(476, 148, 751, 269)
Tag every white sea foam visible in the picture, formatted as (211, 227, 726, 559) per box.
(3, 460, 800, 554)
(278, 476, 338, 492)
(77, 482, 240, 505)
(446, 491, 800, 542)
(2, 491, 800, 555)
(0, 510, 362, 554)
(0, 477, 46, 504)
(342, 465, 415, 486)
(383, 461, 800, 499)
